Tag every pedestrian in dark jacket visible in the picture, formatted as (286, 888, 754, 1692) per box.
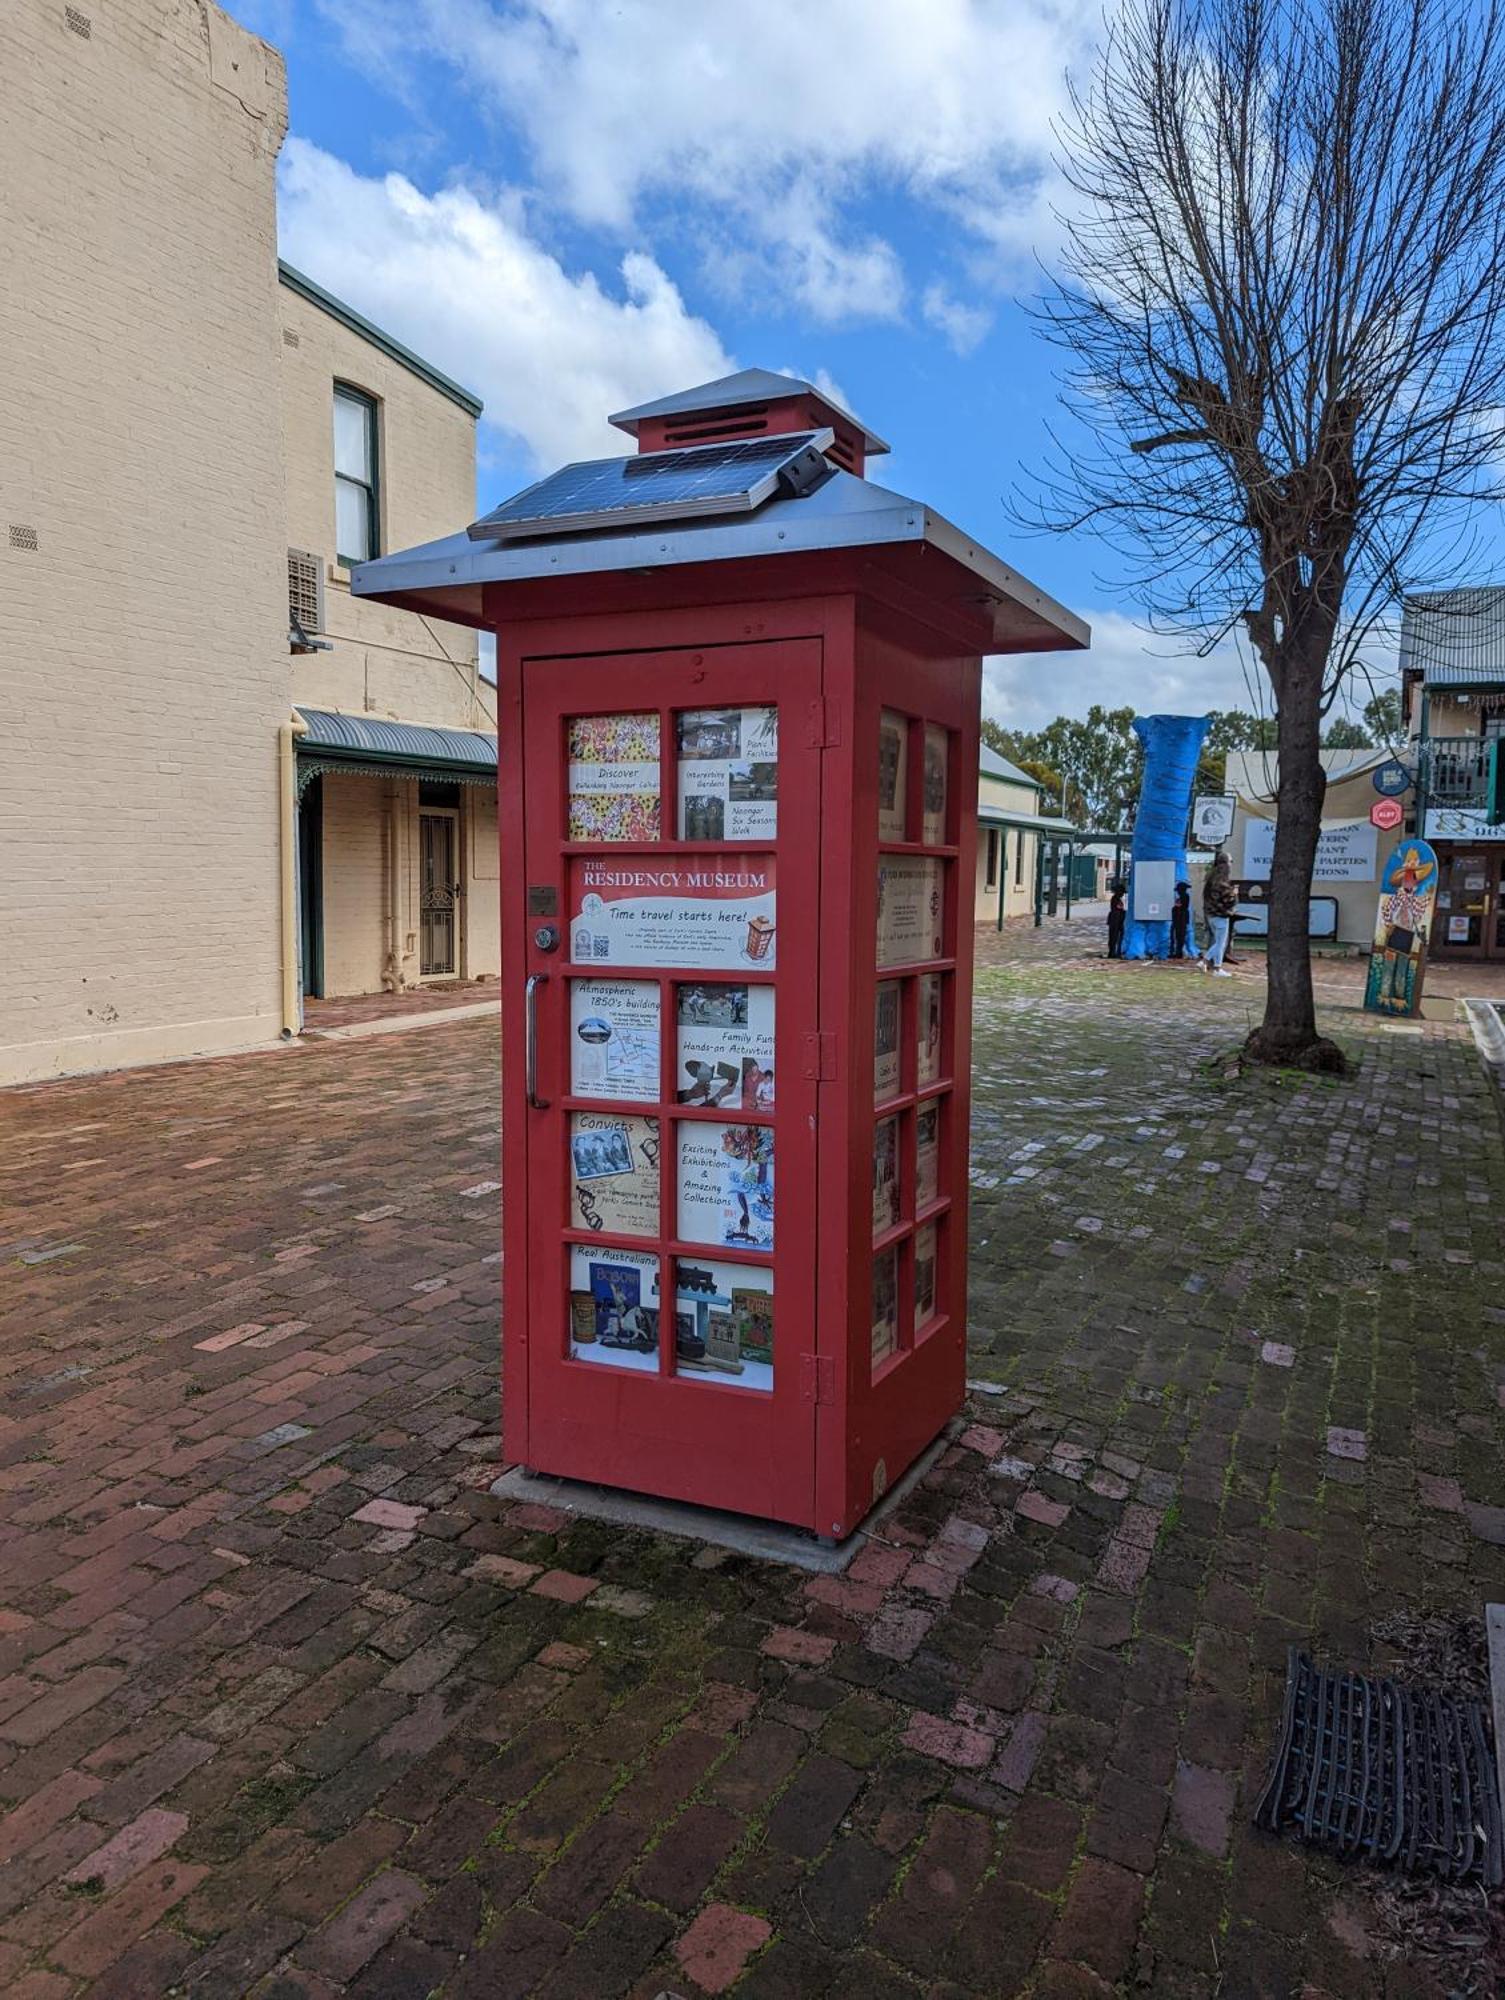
(1169, 881, 1192, 959)
(1201, 853, 1237, 975)
(1106, 885, 1126, 958)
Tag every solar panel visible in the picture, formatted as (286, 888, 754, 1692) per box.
(468, 430, 834, 543)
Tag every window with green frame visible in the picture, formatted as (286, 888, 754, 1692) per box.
(333, 384, 380, 565)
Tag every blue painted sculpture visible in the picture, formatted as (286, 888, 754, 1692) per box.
(1121, 714, 1213, 960)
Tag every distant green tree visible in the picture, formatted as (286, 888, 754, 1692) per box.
(1321, 716, 1375, 748)
(1362, 689, 1403, 744)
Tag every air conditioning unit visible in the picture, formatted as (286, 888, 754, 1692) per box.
(288, 546, 328, 652)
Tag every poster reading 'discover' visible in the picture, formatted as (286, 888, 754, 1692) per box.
(569, 1246, 660, 1374)
(569, 979, 660, 1100)
(567, 715, 660, 842)
(678, 1123, 774, 1251)
(874, 981, 901, 1102)
(571, 857, 776, 969)
(677, 984, 775, 1111)
(877, 710, 909, 841)
(677, 707, 778, 840)
(877, 856, 945, 966)
(569, 1114, 659, 1237)
(675, 1257, 774, 1393)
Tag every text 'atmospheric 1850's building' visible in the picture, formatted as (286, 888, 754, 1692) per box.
(2, 0, 498, 1087)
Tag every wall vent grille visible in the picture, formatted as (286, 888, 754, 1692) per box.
(288, 547, 325, 634)
(283, 328, 300, 349)
(64, 7, 91, 35)
(9, 525, 39, 552)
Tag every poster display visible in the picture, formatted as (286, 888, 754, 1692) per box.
(873, 1115, 901, 1235)
(917, 973, 944, 1086)
(1448, 914, 1473, 943)
(568, 1246, 661, 1373)
(874, 981, 901, 1102)
(878, 709, 909, 840)
(1363, 841, 1439, 1017)
(871, 1247, 898, 1368)
(569, 1113, 659, 1237)
(678, 1123, 775, 1250)
(677, 707, 778, 840)
(914, 1222, 938, 1329)
(675, 1257, 774, 1393)
(569, 979, 660, 1100)
(677, 984, 775, 1110)
(567, 714, 660, 842)
(916, 1101, 939, 1209)
(1241, 816, 1377, 882)
(571, 857, 776, 969)
(877, 856, 945, 966)
(922, 724, 949, 845)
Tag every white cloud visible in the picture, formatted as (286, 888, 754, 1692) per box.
(277, 139, 734, 470)
(316, 0, 1097, 326)
(922, 283, 993, 355)
(984, 610, 1269, 733)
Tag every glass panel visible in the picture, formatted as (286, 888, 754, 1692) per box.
(570, 854, 775, 967)
(877, 709, 908, 841)
(914, 1222, 939, 1330)
(676, 983, 774, 1110)
(677, 1121, 774, 1250)
(677, 706, 778, 839)
(922, 724, 949, 845)
(569, 1113, 659, 1237)
(873, 1115, 901, 1236)
(675, 1257, 774, 1393)
(917, 973, 944, 1085)
(570, 979, 660, 1099)
(916, 1100, 940, 1209)
(567, 715, 661, 842)
(333, 390, 371, 479)
(874, 980, 901, 1102)
(569, 1247, 660, 1373)
(871, 1246, 898, 1369)
(335, 476, 371, 563)
(877, 856, 945, 966)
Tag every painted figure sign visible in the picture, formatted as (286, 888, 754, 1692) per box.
(1363, 841, 1439, 1017)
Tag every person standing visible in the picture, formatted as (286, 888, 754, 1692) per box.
(1169, 880, 1193, 960)
(1201, 852, 1237, 976)
(1106, 882, 1126, 958)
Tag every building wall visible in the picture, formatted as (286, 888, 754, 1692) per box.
(319, 777, 390, 997)
(1, 0, 290, 1085)
(974, 773, 1041, 921)
(1224, 750, 1397, 944)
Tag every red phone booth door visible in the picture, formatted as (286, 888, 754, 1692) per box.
(518, 640, 824, 1527)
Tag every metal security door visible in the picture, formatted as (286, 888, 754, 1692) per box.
(518, 640, 822, 1526)
(420, 809, 460, 976)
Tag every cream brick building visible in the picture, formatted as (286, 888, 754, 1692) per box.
(1, 0, 496, 1087)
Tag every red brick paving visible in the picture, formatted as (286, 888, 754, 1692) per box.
(0, 924, 1502, 1994)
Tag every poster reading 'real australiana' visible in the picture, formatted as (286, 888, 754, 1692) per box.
(677, 708, 779, 840)
(677, 984, 775, 1111)
(571, 858, 776, 969)
(678, 1123, 775, 1251)
(569, 1113, 659, 1237)
(569, 979, 660, 1100)
(567, 714, 660, 842)
(569, 1245, 660, 1374)
(876, 856, 945, 966)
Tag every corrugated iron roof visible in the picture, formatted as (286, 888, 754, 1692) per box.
(1399, 587, 1505, 687)
(609, 368, 889, 454)
(295, 708, 496, 769)
(979, 744, 1044, 791)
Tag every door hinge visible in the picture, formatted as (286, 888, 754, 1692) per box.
(801, 1354, 837, 1405)
(804, 698, 840, 749)
(800, 1030, 837, 1080)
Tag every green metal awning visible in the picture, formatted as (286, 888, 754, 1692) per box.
(293, 707, 497, 798)
(977, 804, 1079, 836)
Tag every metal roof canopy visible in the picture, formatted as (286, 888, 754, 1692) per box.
(352, 462, 1089, 659)
(610, 367, 890, 456)
(294, 706, 496, 773)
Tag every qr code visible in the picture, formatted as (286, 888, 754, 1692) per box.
(594, 940, 608, 958)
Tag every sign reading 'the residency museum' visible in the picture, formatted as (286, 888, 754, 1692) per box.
(570, 858, 776, 969)
(1241, 816, 1378, 883)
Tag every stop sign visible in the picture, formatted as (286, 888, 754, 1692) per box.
(1370, 797, 1404, 831)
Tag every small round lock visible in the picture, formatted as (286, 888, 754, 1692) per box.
(533, 924, 560, 953)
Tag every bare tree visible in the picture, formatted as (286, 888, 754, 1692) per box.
(1026, 0, 1505, 1067)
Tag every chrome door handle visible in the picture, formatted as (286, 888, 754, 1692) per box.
(525, 973, 549, 1109)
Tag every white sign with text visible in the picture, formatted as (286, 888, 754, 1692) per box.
(1241, 816, 1378, 883)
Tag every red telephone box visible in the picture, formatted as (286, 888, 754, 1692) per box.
(354, 369, 1085, 1539)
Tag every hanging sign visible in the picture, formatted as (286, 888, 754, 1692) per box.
(1362, 840, 1439, 1017)
(1191, 793, 1236, 846)
(1369, 797, 1403, 832)
(1371, 758, 1411, 797)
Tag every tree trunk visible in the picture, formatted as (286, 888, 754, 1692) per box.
(1244, 641, 1349, 1072)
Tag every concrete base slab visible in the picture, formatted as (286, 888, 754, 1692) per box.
(491, 1430, 953, 1573)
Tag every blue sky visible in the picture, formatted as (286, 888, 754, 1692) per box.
(247, 0, 1326, 729)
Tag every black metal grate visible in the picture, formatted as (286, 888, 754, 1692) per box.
(1255, 1648, 1503, 1886)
